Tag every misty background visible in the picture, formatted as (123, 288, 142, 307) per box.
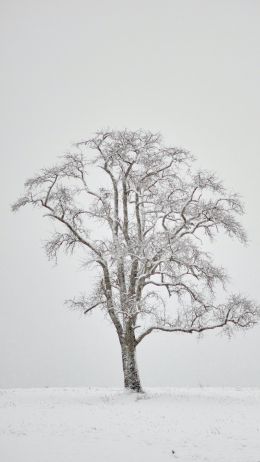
(1, 0, 260, 388)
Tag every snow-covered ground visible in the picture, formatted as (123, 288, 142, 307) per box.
(0, 387, 259, 462)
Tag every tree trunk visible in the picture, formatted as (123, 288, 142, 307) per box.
(121, 341, 142, 392)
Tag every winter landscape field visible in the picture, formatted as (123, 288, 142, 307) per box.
(0, 387, 259, 462)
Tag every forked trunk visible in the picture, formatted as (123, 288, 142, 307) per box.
(121, 341, 142, 392)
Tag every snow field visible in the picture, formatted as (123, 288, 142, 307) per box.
(0, 387, 259, 462)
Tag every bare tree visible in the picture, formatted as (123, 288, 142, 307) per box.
(12, 130, 259, 392)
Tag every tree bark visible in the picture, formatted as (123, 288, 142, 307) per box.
(120, 340, 142, 392)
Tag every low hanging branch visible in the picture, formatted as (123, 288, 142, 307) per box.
(12, 129, 260, 392)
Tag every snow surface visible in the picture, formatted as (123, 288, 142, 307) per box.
(0, 387, 259, 462)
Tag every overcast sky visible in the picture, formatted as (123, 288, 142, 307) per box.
(1, 0, 260, 388)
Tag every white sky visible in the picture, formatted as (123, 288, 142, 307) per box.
(1, 0, 260, 388)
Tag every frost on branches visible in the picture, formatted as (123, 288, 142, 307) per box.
(13, 130, 260, 392)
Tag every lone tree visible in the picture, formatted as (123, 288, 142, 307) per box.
(13, 130, 259, 392)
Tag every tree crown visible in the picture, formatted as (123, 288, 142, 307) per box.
(13, 129, 259, 343)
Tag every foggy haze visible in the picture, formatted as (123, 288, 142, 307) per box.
(1, 0, 260, 388)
